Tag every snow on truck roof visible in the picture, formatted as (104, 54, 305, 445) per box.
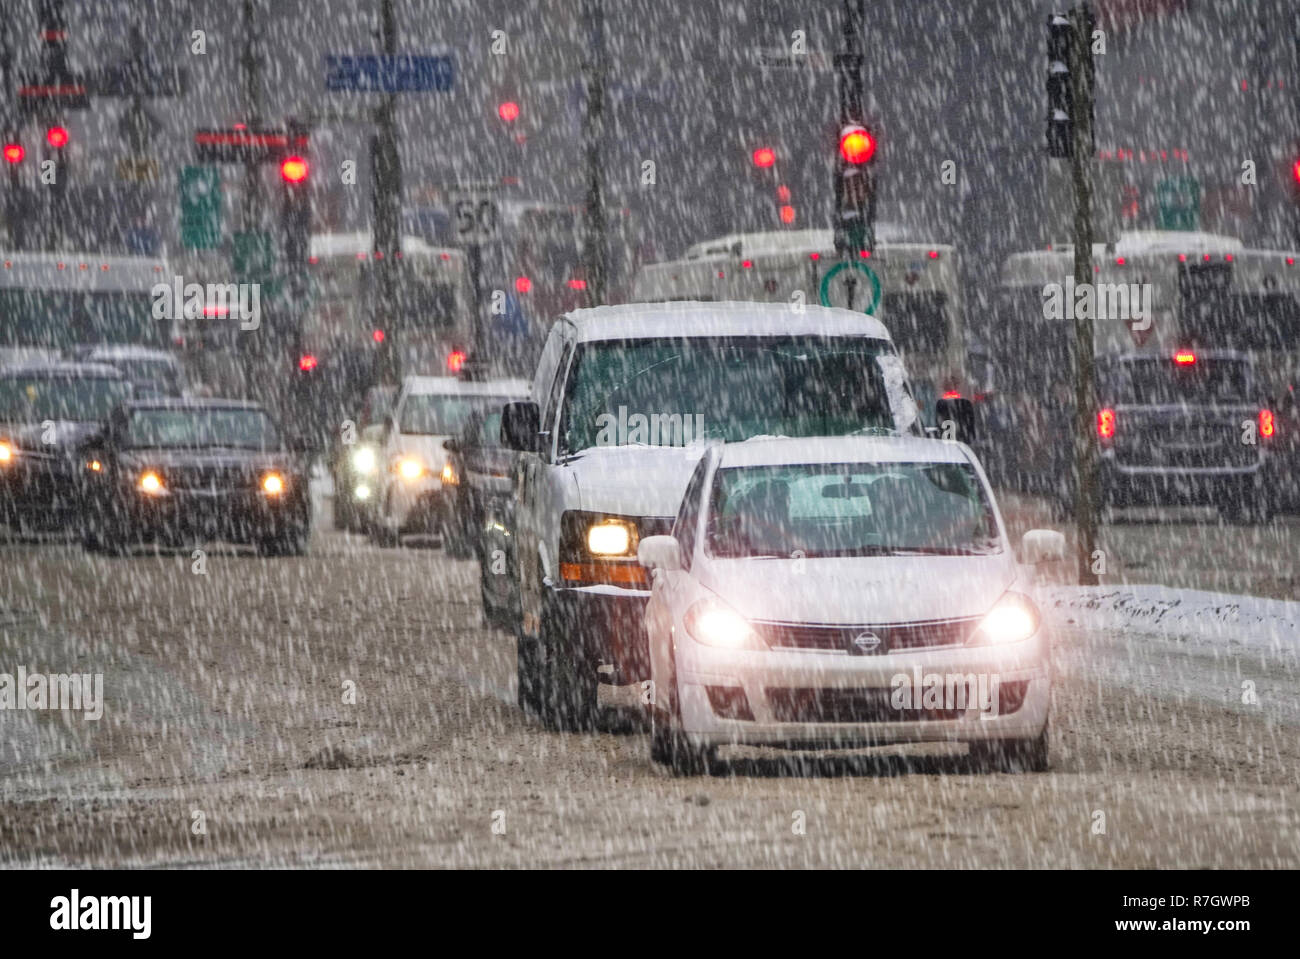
(309, 232, 461, 259)
(682, 224, 927, 259)
(718, 434, 969, 468)
(562, 301, 893, 343)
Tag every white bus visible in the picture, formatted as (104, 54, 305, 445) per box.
(0, 251, 173, 368)
(306, 232, 475, 377)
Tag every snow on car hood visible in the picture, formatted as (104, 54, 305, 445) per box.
(696, 553, 1017, 625)
(570, 443, 708, 518)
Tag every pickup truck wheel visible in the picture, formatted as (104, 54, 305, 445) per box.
(516, 633, 543, 714)
(536, 608, 598, 732)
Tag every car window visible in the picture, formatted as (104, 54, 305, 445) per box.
(706, 461, 1000, 558)
(672, 453, 712, 569)
(1109, 358, 1252, 405)
(399, 394, 515, 435)
(0, 375, 130, 422)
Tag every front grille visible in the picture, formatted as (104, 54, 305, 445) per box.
(166, 465, 257, 491)
(755, 617, 979, 654)
(767, 687, 963, 723)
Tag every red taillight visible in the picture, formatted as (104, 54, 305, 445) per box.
(3, 143, 23, 164)
(942, 390, 962, 399)
(298, 354, 318, 372)
(1259, 409, 1275, 440)
(1097, 408, 1116, 441)
(514, 276, 531, 293)
(567, 278, 586, 290)
(1174, 350, 1196, 365)
(741, 259, 753, 269)
(447, 350, 466, 373)
(372, 329, 385, 343)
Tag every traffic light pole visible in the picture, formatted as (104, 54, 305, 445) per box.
(1068, 3, 1100, 587)
(833, 0, 873, 256)
(373, 0, 403, 387)
(580, 0, 609, 308)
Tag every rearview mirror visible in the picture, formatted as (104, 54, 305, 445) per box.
(1022, 529, 1066, 565)
(501, 401, 541, 453)
(934, 396, 976, 443)
(638, 535, 682, 572)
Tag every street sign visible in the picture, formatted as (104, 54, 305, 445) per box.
(818, 260, 882, 314)
(1156, 175, 1200, 231)
(180, 166, 222, 250)
(324, 54, 455, 93)
(451, 190, 499, 243)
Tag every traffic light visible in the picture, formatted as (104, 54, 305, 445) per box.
(279, 125, 310, 275)
(497, 101, 520, 123)
(3, 142, 22, 164)
(279, 155, 308, 183)
(752, 146, 776, 169)
(834, 123, 876, 254)
(1046, 11, 1094, 158)
(46, 125, 68, 148)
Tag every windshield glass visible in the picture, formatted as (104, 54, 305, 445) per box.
(0, 290, 164, 351)
(1108, 358, 1251, 405)
(561, 335, 902, 453)
(399, 394, 515, 435)
(0, 375, 130, 422)
(706, 461, 1000, 558)
(127, 408, 280, 449)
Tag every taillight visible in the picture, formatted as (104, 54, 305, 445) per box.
(1097, 408, 1116, 444)
(1259, 409, 1275, 441)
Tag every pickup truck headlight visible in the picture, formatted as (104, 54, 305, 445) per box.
(137, 470, 166, 495)
(0, 440, 14, 465)
(587, 518, 636, 556)
(559, 511, 647, 587)
(395, 456, 425, 482)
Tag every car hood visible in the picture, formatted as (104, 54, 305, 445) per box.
(569, 444, 707, 518)
(696, 553, 1017, 625)
(122, 447, 294, 472)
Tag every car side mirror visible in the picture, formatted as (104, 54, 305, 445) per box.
(501, 401, 541, 453)
(638, 535, 682, 572)
(934, 396, 976, 442)
(443, 438, 460, 454)
(1022, 529, 1066, 565)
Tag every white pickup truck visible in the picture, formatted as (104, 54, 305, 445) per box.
(500, 301, 950, 730)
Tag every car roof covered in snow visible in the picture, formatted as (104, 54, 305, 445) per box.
(402, 375, 531, 397)
(122, 397, 264, 412)
(717, 434, 970, 469)
(561, 301, 893, 343)
(82, 345, 178, 362)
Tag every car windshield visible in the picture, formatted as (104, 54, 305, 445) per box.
(127, 408, 280, 450)
(110, 358, 181, 388)
(706, 461, 1001, 558)
(399, 394, 515, 435)
(560, 335, 907, 454)
(0, 374, 130, 422)
(1108, 358, 1251, 405)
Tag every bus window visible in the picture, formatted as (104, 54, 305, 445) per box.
(0, 289, 163, 351)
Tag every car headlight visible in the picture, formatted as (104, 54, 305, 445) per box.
(440, 462, 458, 486)
(354, 483, 371, 501)
(684, 599, 766, 649)
(351, 446, 377, 475)
(586, 518, 637, 556)
(968, 591, 1040, 645)
(261, 472, 285, 495)
(137, 470, 165, 495)
(395, 456, 424, 481)
(0, 440, 15, 465)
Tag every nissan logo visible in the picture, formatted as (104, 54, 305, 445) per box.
(851, 632, 882, 653)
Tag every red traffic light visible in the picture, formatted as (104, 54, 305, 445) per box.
(372, 329, 385, 344)
(838, 125, 875, 164)
(3, 144, 23, 164)
(498, 101, 520, 123)
(515, 275, 532, 293)
(46, 126, 68, 148)
(779, 204, 796, 225)
(447, 350, 467, 373)
(280, 156, 308, 183)
(298, 354, 318, 372)
(752, 147, 776, 169)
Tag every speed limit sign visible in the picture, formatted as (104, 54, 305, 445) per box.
(451, 190, 499, 243)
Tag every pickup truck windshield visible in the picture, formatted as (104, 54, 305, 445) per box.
(707, 461, 1000, 558)
(560, 335, 906, 454)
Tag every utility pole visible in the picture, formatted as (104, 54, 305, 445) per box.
(372, 0, 403, 385)
(1068, 3, 1100, 587)
(580, 0, 608, 308)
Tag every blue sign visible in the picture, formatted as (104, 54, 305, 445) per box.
(325, 55, 454, 93)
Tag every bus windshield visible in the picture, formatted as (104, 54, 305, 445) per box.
(0, 290, 163, 351)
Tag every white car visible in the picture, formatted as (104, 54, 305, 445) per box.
(501, 301, 945, 732)
(637, 434, 1061, 775)
(371, 375, 529, 546)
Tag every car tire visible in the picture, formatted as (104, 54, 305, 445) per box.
(970, 721, 1050, 773)
(647, 643, 710, 776)
(536, 607, 599, 733)
(515, 633, 544, 714)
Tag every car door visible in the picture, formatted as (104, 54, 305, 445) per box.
(646, 451, 712, 684)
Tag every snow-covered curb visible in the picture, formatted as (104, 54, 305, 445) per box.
(1042, 584, 1300, 651)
